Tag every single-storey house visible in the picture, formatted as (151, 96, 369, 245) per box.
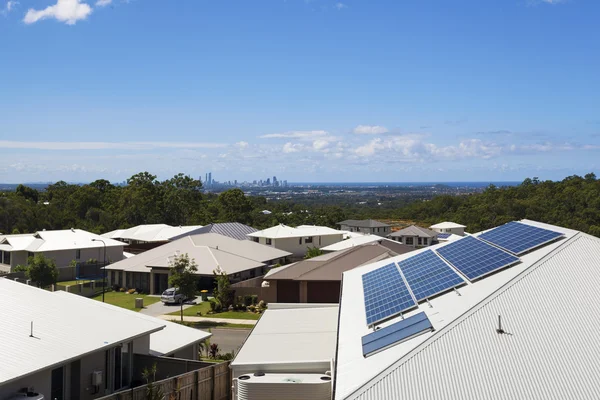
(102, 224, 205, 253)
(105, 233, 291, 294)
(429, 221, 467, 236)
(387, 225, 438, 247)
(338, 220, 391, 237)
(169, 222, 258, 241)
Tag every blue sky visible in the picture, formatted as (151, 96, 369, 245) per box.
(0, 0, 599, 183)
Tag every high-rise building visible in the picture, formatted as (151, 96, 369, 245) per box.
(208, 172, 212, 186)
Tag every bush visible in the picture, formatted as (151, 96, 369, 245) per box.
(228, 305, 234, 311)
(127, 288, 136, 294)
(220, 350, 235, 361)
(209, 300, 217, 312)
(247, 305, 256, 313)
(257, 300, 267, 310)
(243, 295, 253, 307)
(251, 295, 258, 305)
(120, 287, 126, 292)
(112, 284, 121, 291)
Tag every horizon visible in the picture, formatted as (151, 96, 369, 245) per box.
(1, 0, 599, 182)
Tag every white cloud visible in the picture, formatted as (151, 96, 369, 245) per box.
(282, 143, 303, 153)
(312, 139, 330, 151)
(0, 141, 227, 150)
(335, 2, 347, 10)
(235, 141, 249, 149)
(353, 125, 389, 135)
(1, 0, 17, 14)
(24, 0, 92, 25)
(95, 0, 111, 6)
(260, 130, 328, 139)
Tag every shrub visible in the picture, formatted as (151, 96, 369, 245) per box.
(251, 295, 258, 305)
(220, 350, 235, 361)
(228, 304, 234, 311)
(112, 284, 121, 291)
(209, 343, 220, 359)
(243, 295, 253, 307)
(127, 288, 136, 294)
(209, 300, 217, 312)
(247, 305, 256, 313)
(257, 300, 267, 310)
(120, 287, 126, 292)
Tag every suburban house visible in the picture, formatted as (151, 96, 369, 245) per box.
(248, 224, 345, 258)
(230, 305, 338, 400)
(232, 220, 600, 399)
(263, 244, 399, 303)
(169, 222, 258, 241)
(387, 225, 438, 247)
(321, 234, 416, 254)
(0, 229, 125, 275)
(105, 233, 291, 294)
(429, 221, 467, 236)
(0, 279, 210, 400)
(102, 224, 205, 254)
(338, 220, 391, 237)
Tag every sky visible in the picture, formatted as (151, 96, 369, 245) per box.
(0, 0, 599, 184)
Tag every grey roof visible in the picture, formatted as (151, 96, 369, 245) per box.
(171, 222, 258, 241)
(375, 239, 418, 255)
(388, 225, 438, 238)
(338, 219, 390, 228)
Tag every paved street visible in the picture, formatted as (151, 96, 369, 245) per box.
(208, 328, 251, 355)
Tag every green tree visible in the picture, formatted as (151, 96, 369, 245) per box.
(168, 253, 198, 321)
(26, 254, 59, 288)
(141, 363, 164, 400)
(213, 271, 233, 309)
(304, 246, 324, 259)
(217, 189, 252, 223)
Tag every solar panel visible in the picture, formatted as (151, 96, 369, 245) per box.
(436, 236, 520, 281)
(362, 312, 434, 357)
(478, 221, 564, 255)
(436, 233, 452, 239)
(362, 263, 416, 326)
(397, 250, 465, 301)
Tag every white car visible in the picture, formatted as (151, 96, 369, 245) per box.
(161, 288, 186, 304)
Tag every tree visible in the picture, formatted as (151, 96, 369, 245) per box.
(217, 189, 252, 223)
(168, 254, 198, 321)
(141, 363, 165, 400)
(26, 254, 59, 288)
(213, 271, 233, 309)
(304, 246, 324, 259)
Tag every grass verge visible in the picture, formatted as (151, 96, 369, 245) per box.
(166, 302, 261, 320)
(92, 291, 160, 311)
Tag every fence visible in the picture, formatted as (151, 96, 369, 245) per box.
(96, 362, 231, 400)
(231, 276, 276, 303)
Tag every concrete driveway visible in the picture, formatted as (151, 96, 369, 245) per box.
(139, 299, 195, 317)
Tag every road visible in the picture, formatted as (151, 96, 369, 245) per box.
(208, 328, 251, 355)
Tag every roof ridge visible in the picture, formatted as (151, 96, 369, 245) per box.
(343, 232, 582, 400)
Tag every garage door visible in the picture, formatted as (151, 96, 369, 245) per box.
(277, 280, 300, 303)
(307, 281, 341, 303)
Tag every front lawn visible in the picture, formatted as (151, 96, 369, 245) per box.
(58, 279, 101, 286)
(92, 291, 160, 311)
(167, 302, 261, 320)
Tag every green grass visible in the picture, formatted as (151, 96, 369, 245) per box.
(92, 291, 160, 312)
(58, 279, 100, 286)
(166, 302, 261, 320)
(167, 319, 254, 330)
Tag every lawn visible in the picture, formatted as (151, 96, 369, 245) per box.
(92, 291, 160, 311)
(167, 301, 261, 320)
(58, 279, 101, 286)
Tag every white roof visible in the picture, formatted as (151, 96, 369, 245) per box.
(248, 224, 344, 239)
(429, 221, 466, 229)
(102, 224, 204, 243)
(0, 279, 163, 386)
(232, 306, 338, 368)
(0, 229, 125, 252)
(106, 233, 290, 275)
(52, 291, 210, 356)
(335, 220, 583, 400)
(321, 235, 387, 251)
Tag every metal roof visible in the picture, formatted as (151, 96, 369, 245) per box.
(321, 235, 383, 251)
(170, 222, 258, 241)
(335, 220, 584, 400)
(0, 229, 125, 252)
(0, 279, 164, 386)
(338, 220, 391, 229)
(102, 224, 204, 243)
(231, 306, 338, 367)
(248, 224, 344, 239)
(429, 221, 467, 229)
(106, 233, 290, 275)
(388, 225, 438, 238)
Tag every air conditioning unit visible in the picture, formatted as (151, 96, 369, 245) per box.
(236, 373, 331, 400)
(91, 370, 103, 386)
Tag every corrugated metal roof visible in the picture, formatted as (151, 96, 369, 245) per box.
(249, 224, 345, 239)
(388, 225, 437, 238)
(0, 280, 164, 386)
(102, 224, 205, 243)
(170, 222, 257, 241)
(1, 229, 125, 252)
(348, 232, 600, 400)
(321, 235, 383, 251)
(338, 220, 390, 228)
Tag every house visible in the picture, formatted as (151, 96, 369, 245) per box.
(337, 220, 391, 237)
(429, 221, 467, 236)
(263, 244, 399, 303)
(333, 220, 600, 400)
(105, 233, 291, 294)
(0, 279, 210, 400)
(102, 224, 205, 253)
(387, 225, 438, 247)
(169, 222, 258, 241)
(230, 305, 338, 400)
(248, 224, 345, 258)
(0, 229, 125, 275)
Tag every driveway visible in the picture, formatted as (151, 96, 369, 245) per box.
(208, 328, 251, 355)
(139, 299, 195, 317)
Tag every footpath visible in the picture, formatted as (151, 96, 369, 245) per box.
(157, 314, 258, 325)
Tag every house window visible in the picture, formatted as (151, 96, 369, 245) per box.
(305, 237, 313, 244)
(75, 249, 81, 260)
(2, 251, 10, 265)
(405, 237, 414, 245)
(252, 237, 259, 243)
(418, 237, 423, 245)
(266, 238, 272, 245)
(299, 238, 303, 245)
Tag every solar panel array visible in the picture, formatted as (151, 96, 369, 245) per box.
(478, 221, 564, 255)
(397, 250, 465, 301)
(436, 235, 520, 281)
(436, 233, 452, 239)
(362, 312, 434, 357)
(362, 263, 416, 326)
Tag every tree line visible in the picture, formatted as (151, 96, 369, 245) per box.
(1, 172, 599, 237)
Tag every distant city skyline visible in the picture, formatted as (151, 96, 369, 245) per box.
(0, 1, 599, 183)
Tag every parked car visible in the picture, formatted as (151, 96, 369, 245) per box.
(161, 287, 186, 304)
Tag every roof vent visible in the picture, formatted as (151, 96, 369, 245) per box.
(71, 228, 75, 232)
